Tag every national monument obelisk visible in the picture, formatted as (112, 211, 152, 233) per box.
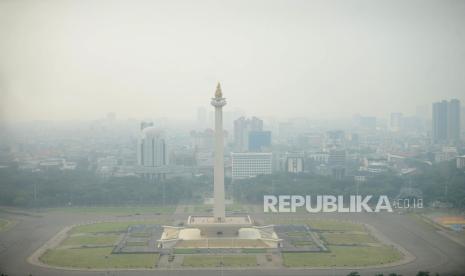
(211, 83, 226, 222)
(158, 83, 279, 248)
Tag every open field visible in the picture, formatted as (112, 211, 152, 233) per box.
(42, 217, 400, 269)
(242, 248, 266, 253)
(2, 209, 465, 275)
(130, 232, 152, 238)
(62, 234, 120, 246)
(291, 240, 314, 247)
(309, 220, 365, 232)
(182, 255, 257, 267)
(0, 208, 465, 276)
(45, 206, 175, 215)
(322, 232, 376, 245)
(40, 247, 158, 269)
(174, 248, 198, 254)
(272, 218, 401, 267)
(0, 218, 13, 232)
(283, 245, 401, 267)
(70, 220, 166, 234)
(226, 203, 253, 213)
(39, 220, 164, 268)
(193, 205, 212, 213)
(126, 241, 148, 247)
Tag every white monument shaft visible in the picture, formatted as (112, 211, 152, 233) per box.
(211, 83, 226, 222)
(158, 83, 280, 248)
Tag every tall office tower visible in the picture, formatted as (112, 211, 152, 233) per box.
(211, 83, 227, 222)
(328, 149, 346, 167)
(390, 113, 403, 132)
(248, 131, 271, 152)
(233, 116, 264, 152)
(137, 126, 168, 168)
(140, 121, 154, 131)
(433, 101, 449, 143)
(462, 106, 465, 134)
(448, 99, 461, 142)
(432, 99, 461, 143)
(249, 117, 263, 130)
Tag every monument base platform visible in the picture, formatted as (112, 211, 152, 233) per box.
(186, 215, 252, 237)
(157, 215, 282, 249)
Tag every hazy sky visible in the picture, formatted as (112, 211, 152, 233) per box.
(1, 0, 464, 122)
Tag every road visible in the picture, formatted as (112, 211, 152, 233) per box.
(1, 209, 464, 276)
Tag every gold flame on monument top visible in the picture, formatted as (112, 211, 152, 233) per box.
(215, 82, 222, 98)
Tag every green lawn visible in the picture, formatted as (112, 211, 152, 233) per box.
(226, 204, 250, 213)
(70, 220, 164, 234)
(62, 234, 120, 246)
(322, 232, 376, 245)
(40, 221, 165, 268)
(183, 255, 257, 267)
(283, 246, 401, 267)
(242, 248, 266, 253)
(174, 248, 199, 254)
(193, 205, 212, 212)
(126, 241, 148, 247)
(0, 218, 12, 232)
(45, 206, 175, 215)
(287, 231, 309, 237)
(308, 220, 365, 232)
(130, 232, 151, 238)
(291, 240, 314, 247)
(40, 247, 158, 268)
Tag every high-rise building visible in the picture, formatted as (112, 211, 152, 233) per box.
(432, 99, 461, 143)
(140, 121, 154, 130)
(448, 99, 461, 142)
(328, 150, 346, 166)
(231, 152, 272, 180)
(285, 152, 305, 173)
(233, 116, 264, 152)
(390, 113, 403, 132)
(433, 100, 448, 142)
(137, 126, 168, 168)
(248, 131, 271, 152)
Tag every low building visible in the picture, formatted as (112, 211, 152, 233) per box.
(286, 153, 304, 173)
(434, 146, 458, 163)
(231, 152, 272, 180)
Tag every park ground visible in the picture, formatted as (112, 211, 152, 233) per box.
(36, 205, 403, 270)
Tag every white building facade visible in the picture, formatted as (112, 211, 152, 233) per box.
(231, 152, 272, 180)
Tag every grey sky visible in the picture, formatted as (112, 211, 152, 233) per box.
(1, 0, 464, 122)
